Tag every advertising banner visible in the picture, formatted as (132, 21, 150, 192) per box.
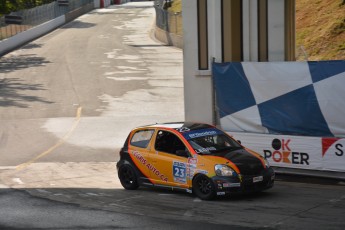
(230, 132, 345, 172)
(213, 61, 345, 137)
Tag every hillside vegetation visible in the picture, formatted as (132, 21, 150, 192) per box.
(169, 0, 345, 60)
(296, 0, 345, 60)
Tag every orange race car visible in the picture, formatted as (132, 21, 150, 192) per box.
(117, 122, 274, 200)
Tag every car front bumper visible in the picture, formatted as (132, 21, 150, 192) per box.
(211, 168, 275, 196)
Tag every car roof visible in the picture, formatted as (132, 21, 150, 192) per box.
(136, 122, 215, 132)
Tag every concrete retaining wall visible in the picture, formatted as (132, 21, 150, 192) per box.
(0, 15, 65, 56)
(0, 2, 97, 56)
(65, 3, 94, 23)
(154, 26, 183, 49)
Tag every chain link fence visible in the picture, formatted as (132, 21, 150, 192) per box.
(154, 3, 182, 36)
(0, 0, 93, 41)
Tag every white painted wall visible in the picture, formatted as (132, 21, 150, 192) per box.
(268, 0, 285, 61)
(183, 0, 288, 124)
(242, 0, 258, 61)
(182, 0, 213, 124)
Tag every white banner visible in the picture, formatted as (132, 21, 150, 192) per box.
(229, 132, 345, 173)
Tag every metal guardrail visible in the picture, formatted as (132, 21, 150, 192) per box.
(0, 0, 93, 41)
(154, 5, 182, 36)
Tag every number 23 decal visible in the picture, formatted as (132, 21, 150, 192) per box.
(173, 161, 187, 183)
(174, 167, 185, 178)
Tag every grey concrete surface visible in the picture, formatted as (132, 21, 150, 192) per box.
(1, 2, 345, 230)
(2, 162, 345, 229)
(0, 188, 236, 230)
(0, 1, 183, 167)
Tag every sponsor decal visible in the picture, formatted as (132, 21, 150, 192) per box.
(263, 138, 310, 165)
(187, 157, 197, 179)
(176, 127, 191, 133)
(196, 169, 208, 175)
(223, 183, 240, 188)
(182, 128, 223, 140)
(173, 161, 187, 183)
(132, 151, 168, 182)
(188, 157, 198, 165)
(322, 138, 344, 157)
(253, 176, 263, 183)
(195, 147, 216, 154)
(217, 192, 226, 196)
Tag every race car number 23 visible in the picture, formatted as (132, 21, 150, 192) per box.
(173, 161, 187, 183)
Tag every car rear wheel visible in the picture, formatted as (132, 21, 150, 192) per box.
(118, 165, 139, 190)
(192, 174, 216, 200)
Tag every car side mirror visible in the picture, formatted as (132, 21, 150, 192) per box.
(176, 150, 189, 157)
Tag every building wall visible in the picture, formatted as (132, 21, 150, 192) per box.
(182, 0, 214, 124)
(182, 0, 295, 124)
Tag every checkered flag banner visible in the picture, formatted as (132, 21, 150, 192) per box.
(213, 61, 345, 137)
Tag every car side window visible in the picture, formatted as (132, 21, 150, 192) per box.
(155, 130, 187, 156)
(130, 129, 155, 148)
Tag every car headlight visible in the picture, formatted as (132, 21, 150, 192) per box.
(264, 158, 270, 168)
(215, 164, 235, 177)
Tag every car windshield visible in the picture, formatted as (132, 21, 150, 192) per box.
(183, 129, 243, 155)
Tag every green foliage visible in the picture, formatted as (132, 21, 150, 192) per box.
(0, 0, 55, 16)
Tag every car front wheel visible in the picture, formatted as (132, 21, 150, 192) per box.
(118, 164, 139, 190)
(192, 174, 216, 200)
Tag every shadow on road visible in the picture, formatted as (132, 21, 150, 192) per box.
(0, 54, 50, 74)
(1, 176, 345, 229)
(0, 78, 52, 108)
(0, 53, 53, 107)
(20, 43, 44, 50)
(0, 187, 244, 230)
(62, 21, 96, 29)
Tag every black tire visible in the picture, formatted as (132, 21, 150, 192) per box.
(192, 174, 216, 200)
(118, 164, 139, 190)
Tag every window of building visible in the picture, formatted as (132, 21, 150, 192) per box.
(221, 0, 243, 62)
(197, 0, 209, 70)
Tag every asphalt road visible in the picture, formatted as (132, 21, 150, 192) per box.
(0, 2, 345, 230)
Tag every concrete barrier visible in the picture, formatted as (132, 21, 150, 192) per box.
(65, 3, 94, 22)
(94, 0, 100, 8)
(104, 0, 111, 8)
(0, 15, 65, 56)
(154, 26, 183, 49)
(0, 3, 96, 56)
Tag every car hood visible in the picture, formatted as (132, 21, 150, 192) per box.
(216, 148, 265, 175)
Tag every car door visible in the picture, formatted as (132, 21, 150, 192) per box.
(149, 130, 190, 188)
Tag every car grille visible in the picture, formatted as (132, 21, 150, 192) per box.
(235, 161, 264, 175)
